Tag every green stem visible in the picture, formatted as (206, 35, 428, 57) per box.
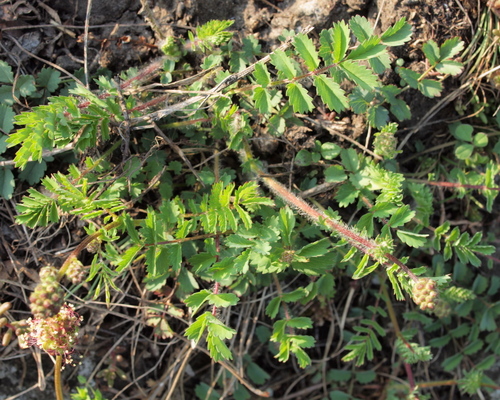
(55, 355, 64, 400)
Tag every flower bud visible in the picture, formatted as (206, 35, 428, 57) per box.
(65, 258, 87, 285)
(0, 302, 12, 316)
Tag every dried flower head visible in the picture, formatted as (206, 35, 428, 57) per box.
(21, 303, 82, 365)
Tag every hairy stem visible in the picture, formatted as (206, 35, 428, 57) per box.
(240, 141, 416, 278)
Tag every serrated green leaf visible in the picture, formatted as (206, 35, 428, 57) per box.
(324, 165, 347, 183)
(0, 104, 15, 133)
(36, 68, 61, 92)
(436, 60, 463, 75)
(296, 237, 330, 257)
(370, 52, 391, 74)
(318, 29, 335, 64)
(195, 382, 220, 400)
(335, 181, 359, 207)
(294, 33, 320, 71)
(266, 297, 281, 318)
(352, 254, 377, 279)
(463, 339, 484, 355)
(292, 344, 312, 368)
(442, 353, 463, 372)
(207, 316, 236, 340)
(422, 40, 440, 65)
(330, 21, 350, 63)
(390, 98, 411, 121)
(207, 334, 233, 361)
(313, 74, 349, 112)
(396, 230, 428, 247)
(234, 204, 251, 229)
(185, 312, 208, 342)
(0, 61, 13, 83)
(397, 67, 420, 88)
(15, 188, 59, 227)
(116, 244, 142, 273)
(286, 82, 314, 113)
(480, 307, 497, 331)
(339, 60, 379, 90)
(287, 317, 313, 330)
(347, 36, 386, 61)
(252, 87, 271, 114)
(0, 168, 14, 199)
(18, 161, 47, 185)
(185, 290, 211, 313)
(279, 207, 295, 247)
(355, 370, 376, 384)
(368, 105, 389, 128)
(341, 148, 360, 172)
(428, 335, 451, 347)
(253, 62, 271, 87)
(0, 135, 7, 154)
(15, 75, 36, 97)
(387, 204, 415, 227)
(226, 234, 255, 248)
(476, 354, 496, 371)
(270, 49, 298, 80)
(246, 360, 271, 385)
(188, 252, 217, 273)
(418, 79, 443, 97)
(207, 292, 239, 308)
(328, 369, 352, 382)
(349, 15, 373, 42)
(439, 37, 464, 60)
(282, 288, 308, 303)
(381, 17, 413, 45)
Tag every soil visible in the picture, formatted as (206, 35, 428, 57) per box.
(0, 0, 489, 399)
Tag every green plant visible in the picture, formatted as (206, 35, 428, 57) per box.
(2, 17, 500, 399)
(71, 376, 107, 400)
(0, 61, 63, 198)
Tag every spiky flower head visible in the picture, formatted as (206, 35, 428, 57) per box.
(412, 277, 439, 311)
(65, 258, 87, 285)
(20, 303, 82, 365)
(373, 123, 401, 160)
(29, 266, 65, 318)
